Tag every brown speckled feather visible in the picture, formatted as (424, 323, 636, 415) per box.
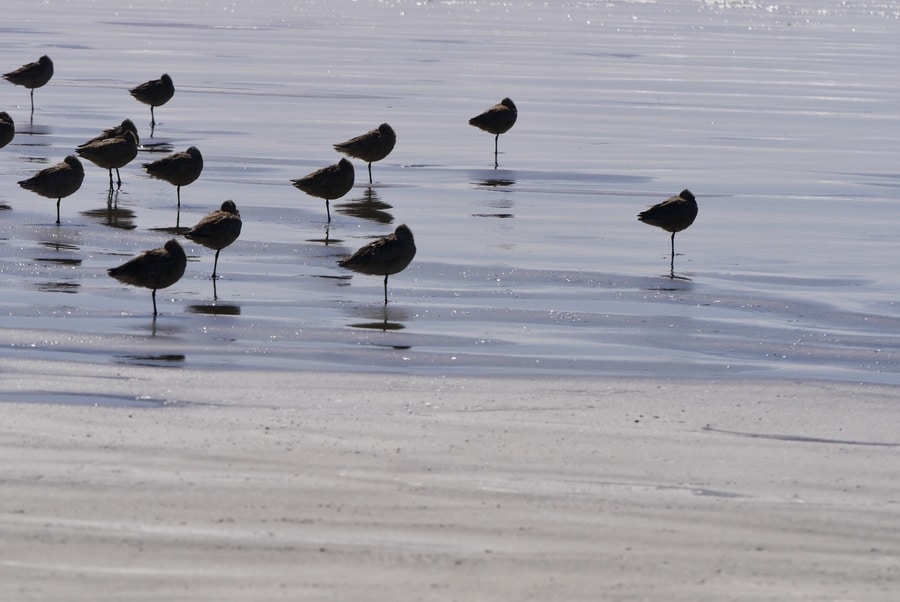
(184, 200, 242, 251)
(19, 155, 85, 223)
(3, 55, 53, 89)
(334, 123, 396, 164)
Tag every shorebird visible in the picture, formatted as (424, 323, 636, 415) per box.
(144, 146, 203, 207)
(291, 158, 355, 222)
(0, 111, 14, 149)
(183, 200, 242, 279)
(108, 239, 187, 316)
(76, 130, 139, 189)
(637, 189, 698, 278)
(3, 55, 53, 115)
(129, 73, 174, 128)
(18, 155, 85, 224)
(78, 118, 140, 148)
(339, 224, 416, 304)
(334, 123, 396, 184)
(468, 97, 517, 168)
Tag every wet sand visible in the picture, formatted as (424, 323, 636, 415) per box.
(1, 361, 898, 600)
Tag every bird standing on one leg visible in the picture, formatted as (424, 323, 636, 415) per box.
(143, 146, 204, 208)
(339, 224, 417, 304)
(291, 158, 355, 222)
(333, 123, 396, 184)
(108, 239, 187, 316)
(637, 189, 698, 278)
(3, 55, 53, 117)
(183, 200, 242, 279)
(468, 97, 517, 169)
(18, 155, 85, 224)
(129, 73, 174, 134)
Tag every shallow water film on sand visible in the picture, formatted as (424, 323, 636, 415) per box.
(0, 0, 899, 383)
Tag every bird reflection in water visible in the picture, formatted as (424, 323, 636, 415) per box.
(336, 187, 394, 225)
(116, 354, 186, 367)
(33, 239, 82, 293)
(347, 304, 411, 333)
(472, 174, 515, 219)
(81, 189, 137, 230)
(186, 300, 241, 316)
(307, 223, 340, 246)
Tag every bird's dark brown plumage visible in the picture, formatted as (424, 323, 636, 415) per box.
(18, 155, 85, 224)
(183, 200, 243, 278)
(291, 158, 355, 222)
(334, 123, 396, 184)
(108, 239, 187, 316)
(638, 189, 698, 278)
(339, 224, 416, 304)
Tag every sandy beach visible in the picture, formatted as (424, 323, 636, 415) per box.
(1, 360, 898, 600)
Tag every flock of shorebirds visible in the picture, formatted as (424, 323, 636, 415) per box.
(3, 55, 698, 316)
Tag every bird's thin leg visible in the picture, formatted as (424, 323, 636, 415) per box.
(493, 134, 499, 169)
(152, 289, 158, 316)
(115, 168, 122, 189)
(150, 106, 156, 127)
(326, 199, 332, 223)
(55, 198, 61, 225)
(176, 186, 181, 207)
(30, 89, 35, 118)
(669, 232, 676, 279)
(108, 169, 114, 190)
(212, 250, 221, 280)
(368, 162, 373, 185)
(383, 275, 389, 305)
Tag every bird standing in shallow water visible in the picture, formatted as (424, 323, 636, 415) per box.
(339, 224, 416, 304)
(76, 130, 139, 190)
(334, 123, 396, 184)
(468, 97, 517, 169)
(0, 112, 14, 149)
(291, 158, 355, 222)
(18, 155, 85, 224)
(3, 55, 53, 117)
(183, 200, 242, 279)
(143, 146, 204, 207)
(108, 239, 187, 316)
(129, 73, 174, 133)
(637, 189, 698, 278)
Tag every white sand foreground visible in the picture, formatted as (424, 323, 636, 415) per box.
(0, 358, 898, 601)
